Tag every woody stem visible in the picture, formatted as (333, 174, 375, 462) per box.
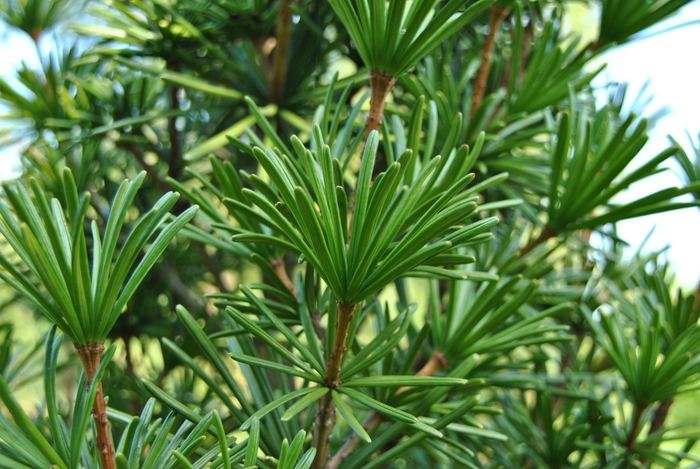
(270, 0, 293, 104)
(271, 257, 297, 297)
(311, 302, 358, 469)
(364, 71, 397, 140)
(519, 225, 557, 257)
(75, 342, 115, 469)
(625, 403, 647, 450)
(470, 6, 510, 117)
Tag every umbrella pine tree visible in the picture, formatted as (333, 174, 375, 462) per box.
(0, 1, 699, 468)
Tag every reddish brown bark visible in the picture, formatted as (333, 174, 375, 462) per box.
(30, 29, 42, 44)
(470, 6, 511, 117)
(625, 403, 647, 450)
(311, 302, 358, 469)
(365, 71, 397, 139)
(649, 398, 673, 435)
(271, 257, 297, 297)
(270, 0, 293, 104)
(397, 350, 448, 393)
(519, 225, 557, 257)
(325, 303, 357, 388)
(76, 342, 115, 469)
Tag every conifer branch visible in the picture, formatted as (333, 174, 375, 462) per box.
(312, 302, 358, 469)
(471, 5, 510, 117)
(519, 225, 557, 257)
(76, 343, 115, 469)
(270, 0, 293, 104)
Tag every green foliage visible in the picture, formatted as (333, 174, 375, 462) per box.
(1, 0, 700, 468)
(599, 0, 696, 46)
(673, 133, 700, 203)
(547, 106, 700, 234)
(585, 263, 700, 405)
(0, 170, 197, 344)
(0, 0, 82, 38)
(509, 14, 605, 115)
(329, 0, 494, 76)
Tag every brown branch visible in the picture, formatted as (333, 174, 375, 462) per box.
(168, 76, 183, 181)
(30, 29, 42, 45)
(271, 257, 297, 297)
(75, 342, 115, 469)
(311, 392, 337, 469)
(625, 403, 647, 450)
(638, 398, 674, 466)
(649, 398, 673, 435)
(416, 351, 448, 376)
(327, 351, 449, 468)
(519, 225, 557, 257)
(252, 0, 294, 103)
(325, 303, 357, 388)
(364, 71, 397, 139)
(347, 71, 396, 239)
(253, 35, 276, 91)
(270, 0, 293, 104)
(470, 6, 511, 118)
(315, 70, 399, 469)
(397, 350, 448, 393)
(311, 302, 358, 469)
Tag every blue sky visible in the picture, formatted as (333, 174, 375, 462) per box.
(590, 2, 700, 289)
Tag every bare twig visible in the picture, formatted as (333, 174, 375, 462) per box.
(271, 257, 297, 297)
(270, 0, 293, 104)
(649, 398, 673, 435)
(318, 67, 402, 469)
(168, 75, 183, 181)
(397, 350, 448, 393)
(311, 302, 358, 469)
(325, 303, 357, 388)
(470, 6, 511, 117)
(625, 403, 647, 450)
(348, 71, 396, 238)
(416, 351, 448, 376)
(311, 392, 337, 469)
(253, 34, 275, 90)
(365, 71, 397, 139)
(252, 0, 294, 103)
(75, 342, 115, 469)
(637, 398, 674, 466)
(519, 225, 557, 257)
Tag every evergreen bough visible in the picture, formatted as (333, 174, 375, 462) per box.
(0, 0, 699, 468)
